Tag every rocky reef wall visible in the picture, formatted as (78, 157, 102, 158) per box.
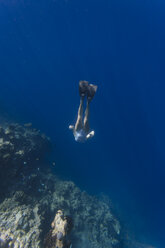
(0, 122, 121, 248)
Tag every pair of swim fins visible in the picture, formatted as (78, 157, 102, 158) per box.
(79, 80, 98, 100)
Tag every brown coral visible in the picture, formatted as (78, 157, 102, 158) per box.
(44, 210, 72, 248)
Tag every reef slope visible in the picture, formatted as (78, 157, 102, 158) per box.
(0, 123, 121, 248)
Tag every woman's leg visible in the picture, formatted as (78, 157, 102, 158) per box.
(83, 100, 90, 133)
(84, 84, 98, 133)
(75, 97, 84, 131)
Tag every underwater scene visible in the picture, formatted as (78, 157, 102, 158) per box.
(0, 0, 165, 247)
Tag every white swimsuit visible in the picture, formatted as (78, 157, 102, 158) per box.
(74, 129, 87, 143)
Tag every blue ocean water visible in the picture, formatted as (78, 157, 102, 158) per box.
(0, 0, 165, 247)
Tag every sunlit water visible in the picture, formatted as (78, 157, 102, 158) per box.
(0, 0, 165, 247)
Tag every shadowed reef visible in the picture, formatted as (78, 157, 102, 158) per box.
(0, 122, 121, 248)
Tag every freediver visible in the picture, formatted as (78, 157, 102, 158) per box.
(69, 80, 98, 142)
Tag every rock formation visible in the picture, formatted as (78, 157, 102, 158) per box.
(44, 210, 72, 248)
(0, 122, 121, 248)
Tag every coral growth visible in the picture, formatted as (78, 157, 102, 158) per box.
(0, 122, 121, 248)
(0, 123, 51, 195)
(44, 210, 72, 248)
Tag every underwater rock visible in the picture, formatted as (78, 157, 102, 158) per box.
(49, 179, 121, 248)
(0, 122, 50, 164)
(44, 210, 72, 248)
(0, 170, 121, 248)
(0, 122, 51, 194)
(24, 123, 32, 127)
(0, 122, 121, 248)
(0, 192, 44, 248)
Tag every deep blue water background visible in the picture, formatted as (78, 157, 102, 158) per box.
(0, 0, 165, 247)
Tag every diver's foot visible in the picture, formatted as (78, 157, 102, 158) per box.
(86, 130, 95, 139)
(87, 84, 98, 101)
(79, 80, 89, 98)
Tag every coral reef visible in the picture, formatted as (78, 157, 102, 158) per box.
(0, 196, 43, 248)
(0, 122, 121, 248)
(0, 171, 121, 248)
(0, 123, 50, 166)
(44, 210, 72, 248)
(0, 123, 51, 197)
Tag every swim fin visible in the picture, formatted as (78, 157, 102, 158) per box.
(79, 80, 89, 97)
(87, 84, 98, 101)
